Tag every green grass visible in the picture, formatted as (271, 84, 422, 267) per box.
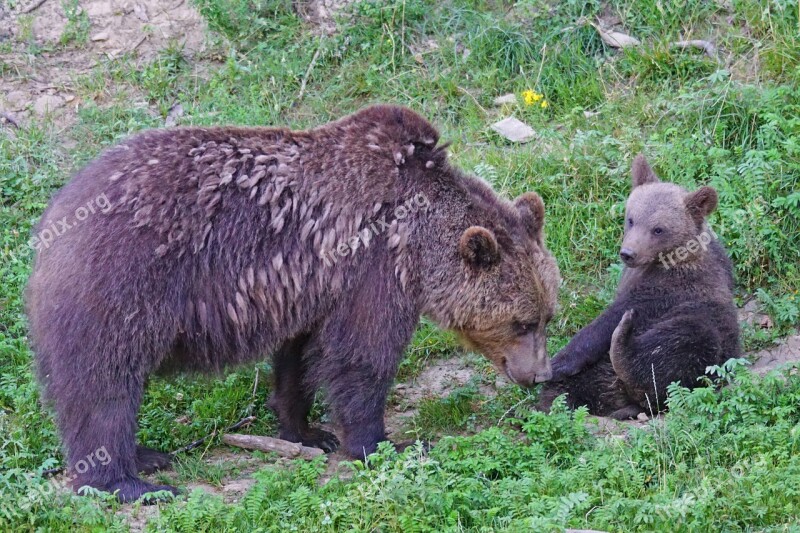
(1, 0, 799, 530)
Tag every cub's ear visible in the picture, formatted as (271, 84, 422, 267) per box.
(631, 154, 660, 188)
(459, 226, 500, 269)
(685, 186, 718, 223)
(514, 192, 545, 243)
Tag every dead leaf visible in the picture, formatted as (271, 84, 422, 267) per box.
(592, 23, 640, 48)
(493, 93, 518, 106)
(671, 39, 718, 59)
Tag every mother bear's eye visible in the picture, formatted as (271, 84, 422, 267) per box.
(653, 227, 664, 235)
(628, 218, 634, 226)
(512, 321, 538, 335)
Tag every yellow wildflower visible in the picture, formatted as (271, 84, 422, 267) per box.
(522, 90, 543, 105)
(540, 100, 549, 109)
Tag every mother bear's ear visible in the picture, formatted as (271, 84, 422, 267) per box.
(459, 227, 500, 269)
(514, 192, 545, 244)
(631, 154, 660, 187)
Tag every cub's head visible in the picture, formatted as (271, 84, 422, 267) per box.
(445, 192, 560, 387)
(620, 154, 718, 269)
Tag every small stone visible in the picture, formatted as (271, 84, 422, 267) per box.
(493, 93, 517, 106)
(583, 110, 600, 118)
(133, 3, 149, 22)
(490, 116, 536, 143)
(738, 298, 773, 329)
(593, 24, 641, 48)
(4, 90, 29, 111)
(33, 94, 65, 116)
(636, 412, 649, 422)
(165, 103, 184, 127)
(91, 31, 110, 42)
(63, 94, 75, 103)
(84, 2, 112, 17)
(222, 478, 255, 496)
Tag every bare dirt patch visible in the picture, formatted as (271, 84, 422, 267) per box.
(294, 0, 358, 35)
(395, 356, 478, 407)
(739, 298, 800, 374)
(0, 0, 207, 130)
(750, 334, 800, 375)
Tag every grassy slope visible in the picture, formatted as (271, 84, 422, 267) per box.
(1, 0, 799, 530)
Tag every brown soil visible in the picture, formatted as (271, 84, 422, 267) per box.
(0, 0, 207, 130)
(295, 0, 358, 34)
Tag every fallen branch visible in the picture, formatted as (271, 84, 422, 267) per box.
(1, 112, 20, 129)
(671, 39, 717, 59)
(457, 86, 488, 116)
(297, 41, 322, 101)
(21, 0, 48, 14)
(222, 433, 324, 460)
(130, 35, 148, 53)
(170, 415, 256, 456)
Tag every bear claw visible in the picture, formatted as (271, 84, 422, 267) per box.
(296, 428, 340, 453)
(91, 478, 179, 504)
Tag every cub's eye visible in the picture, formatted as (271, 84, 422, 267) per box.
(512, 321, 538, 336)
(627, 218, 634, 227)
(653, 227, 664, 235)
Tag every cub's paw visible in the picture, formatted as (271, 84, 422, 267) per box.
(298, 428, 340, 453)
(136, 445, 172, 474)
(608, 404, 642, 420)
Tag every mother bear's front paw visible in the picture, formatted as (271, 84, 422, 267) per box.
(279, 427, 340, 453)
(301, 428, 340, 453)
(549, 357, 582, 382)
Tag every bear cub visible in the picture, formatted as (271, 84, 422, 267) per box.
(538, 154, 740, 419)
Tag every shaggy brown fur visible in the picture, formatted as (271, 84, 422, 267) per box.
(26, 105, 559, 502)
(538, 155, 740, 419)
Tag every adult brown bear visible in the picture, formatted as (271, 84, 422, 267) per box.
(26, 105, 560, 502)
(539, 155, 740, 419)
